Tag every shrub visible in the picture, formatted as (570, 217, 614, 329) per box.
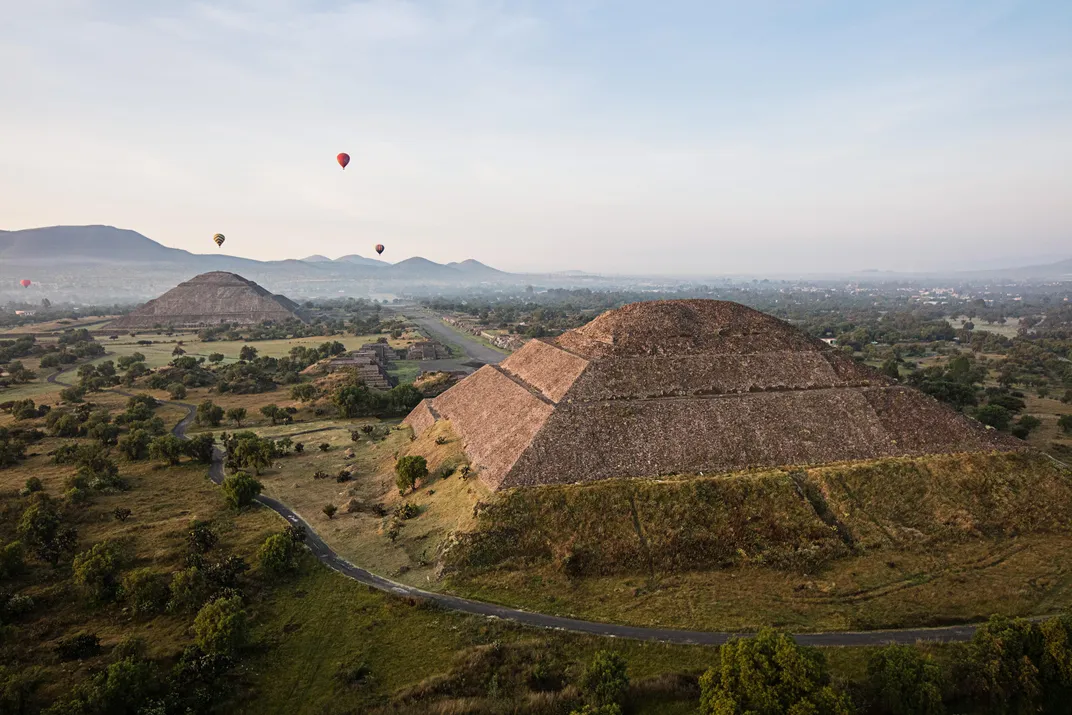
(975, 404, 1011, 430)
(194, 595, 249, 655)
(394, 502, 419, 520)
(318, 443, 330, 452)
(59, 386, 85, 404)
(0, 542, 25, 579)
(291, 383, 318, 402)
(121, 568, 170, 616)
(294, 442, 304, 453)
(866, 644, 945, 715)
(54, 632, 101, 661)
(20, 477, 43, 496)
(1018, 415, 1041, 432)
(1059, 414, 1072, 434)
(579, 651, 629, 708)
(72, 540, 126, 603)
(222, 473, 262, 509)
(698, 629, 853, 715)
(113, 507, 132, 522)
(323, 504, 338, 519)
(168, 567, 210, 613)
(395, 455, 427, 495)
(3, 593, 35, 620)
(187, 520, 219, 555)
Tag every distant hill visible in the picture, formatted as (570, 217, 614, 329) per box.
(0, 225, 548, 302)
(335, 254, 389, 267)
(0, 225, 194, 264)
(446, 259, 508, 278)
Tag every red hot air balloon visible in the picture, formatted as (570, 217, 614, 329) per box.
(20, 280, 31, 288)
(337, 153, 350, 170)
(375, 244, 384, 256)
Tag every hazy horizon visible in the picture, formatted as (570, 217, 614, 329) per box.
(2, 1, 1071, 275)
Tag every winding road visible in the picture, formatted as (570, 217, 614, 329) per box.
(48, 365, 1000, 647)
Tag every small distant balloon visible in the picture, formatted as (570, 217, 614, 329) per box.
(213, 233, 225, 248)
(337, 153, 350, 169)
(375, 244, 385, 256)
(20, 279, 31, 288)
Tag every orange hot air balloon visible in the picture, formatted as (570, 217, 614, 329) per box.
(20, 279, 31, 288)
(375, 244, 384, 256)
(337, 153, 350, 169)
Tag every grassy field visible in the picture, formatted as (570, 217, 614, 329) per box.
(951, 316, 1023, 339)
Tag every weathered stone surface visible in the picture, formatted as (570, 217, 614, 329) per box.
(405, 299, 1019, 491)
(110, 272, 305, 329)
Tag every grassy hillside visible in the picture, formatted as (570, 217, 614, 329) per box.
(443, 451, 1072, 632)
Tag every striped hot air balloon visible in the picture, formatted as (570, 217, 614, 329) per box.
(213, 234, 225, 248)
(375, 244, 384, 255)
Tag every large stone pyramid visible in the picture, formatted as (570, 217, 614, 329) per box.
(110, 272, 306, 329)
(405, 299, 1017, 490)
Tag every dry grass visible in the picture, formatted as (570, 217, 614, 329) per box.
(250, 418, 485, 587)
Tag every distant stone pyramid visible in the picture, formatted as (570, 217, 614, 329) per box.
(110, 272, 306, 329)
(405, 299, 1018, 490)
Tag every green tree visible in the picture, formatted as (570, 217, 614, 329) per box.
(866, 644, 945, 715)
(17, 495, 77, 566)
(59, 386, 85, 403)
(193, 595, 249, 655)
(222, 472, 262, 509)
(579, 650, 630, 709)
(208, 352, 225, 363)
(975, 404, 1012, 430)
(238, 345, 258, 361)
(1058, 414, 1072, 434)
(258, 532, 300, 574)
(167, 382, 187, 399)
(196, 400, 225, 427)
(184, 434, 216, 464)
(290, 383, 319, 402)
(260, 404, 283, 425)
(0, 541, 26, 579)
(118, 429, 151, 461)
(149, 434, 186, 466)
(395, 455, 427, 495)
(168, 566, 210, 613)
(699, 629, 853, 715)
(226, 407, 246, 427)
(880, 358, 900, 380)
(966, 615, 1043, 714)
(72, 539, 126, 603)
(120, 568, 169, 616)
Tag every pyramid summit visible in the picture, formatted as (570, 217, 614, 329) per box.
(109, 271, 306, 329)
(405, 299, 1018, 490)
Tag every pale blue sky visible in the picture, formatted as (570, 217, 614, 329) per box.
(1, 1, 1070, 274)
